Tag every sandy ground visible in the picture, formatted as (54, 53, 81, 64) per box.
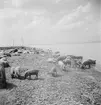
(0, 53, 101, 105)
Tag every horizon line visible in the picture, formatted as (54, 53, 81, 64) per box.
(29, 40, 101, 46)
(0, 40, 101, 47)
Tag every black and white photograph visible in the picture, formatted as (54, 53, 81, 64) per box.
(0, 0, 101, 105)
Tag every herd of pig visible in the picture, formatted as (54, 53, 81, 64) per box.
(0, 60, 40, 88)
(0, 48, 96, 89)
(0, 47, 44, 88)
(48, 52, 96, 70)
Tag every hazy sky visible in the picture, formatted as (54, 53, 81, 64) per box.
(0, 0, 100, 46)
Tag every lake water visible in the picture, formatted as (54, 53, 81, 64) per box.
(30, 43, 101, 64)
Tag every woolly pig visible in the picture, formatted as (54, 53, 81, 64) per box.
(24, 69, 39, 79)
(10, 66, 21, 78)
(58, 61, 65, 69)
(49, 66, 57, 77)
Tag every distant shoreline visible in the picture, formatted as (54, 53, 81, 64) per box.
(0, 40, 101, 47)
(0, 46, 26, 50)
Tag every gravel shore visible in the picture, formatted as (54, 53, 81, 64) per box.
(0, 53, 101, 105)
